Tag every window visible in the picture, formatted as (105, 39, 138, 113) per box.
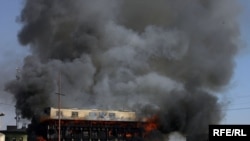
(72, 111, 78, 118)
(56, 111, 63, 117)
(83, 131, 89, 138)
(109, 113, 116, 119)
(89, 112, 97, 119)
(99, 112, 107, 118)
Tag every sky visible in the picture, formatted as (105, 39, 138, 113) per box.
(0, 0, 249, 130)
(221, 0, 250, 124)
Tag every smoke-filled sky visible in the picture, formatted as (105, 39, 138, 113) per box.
(0, 0, 249, 138)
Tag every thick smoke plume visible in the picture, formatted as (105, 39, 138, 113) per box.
(5, 0, 241, 140)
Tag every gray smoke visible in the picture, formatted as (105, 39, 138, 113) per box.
(5, 0, 241, 140)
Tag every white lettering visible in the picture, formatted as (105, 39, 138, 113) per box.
(241, 129, 247, 136)
(226, 129, 232, 136)
(212, 128, 247, 137)
(235, 129, 240, 136)
(220, 129, 225, 136)
(213, 129, 220, 136)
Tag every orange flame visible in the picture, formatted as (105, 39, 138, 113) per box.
(125, 133, 133, 138)
(144, 115, 159, 133)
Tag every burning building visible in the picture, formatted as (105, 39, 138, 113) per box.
(29, 107, 155, 141)
(4, 0, 242, 141)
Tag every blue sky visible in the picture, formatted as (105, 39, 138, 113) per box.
(221, 0, 250, 124)
(0, 0, 249, 129)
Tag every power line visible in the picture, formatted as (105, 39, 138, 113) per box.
(229, 101, 250, 106)
(228, 95, 250, 99)
(0, 103, 15, 106)
(223, 107, 250, 111)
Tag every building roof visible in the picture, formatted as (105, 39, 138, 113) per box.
(0, 126, 27, 134)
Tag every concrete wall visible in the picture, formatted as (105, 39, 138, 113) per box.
(48, 107, 137, 121)
(0, 133, 5, 141)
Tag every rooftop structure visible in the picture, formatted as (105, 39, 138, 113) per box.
(0, 126, 27, 141)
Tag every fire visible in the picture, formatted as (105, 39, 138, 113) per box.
(144, 115, 159, 133)
(125, 133, 132, 138)
(36, 136, 47, 141)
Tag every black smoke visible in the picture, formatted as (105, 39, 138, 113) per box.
(5, 0, 241, 140)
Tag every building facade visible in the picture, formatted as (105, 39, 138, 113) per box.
(31, 107, 146, 141)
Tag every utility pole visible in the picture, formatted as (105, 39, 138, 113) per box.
(15, 106, 21, 127)
(55, 72, 64, 141)
(15, 67, 21, 127)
